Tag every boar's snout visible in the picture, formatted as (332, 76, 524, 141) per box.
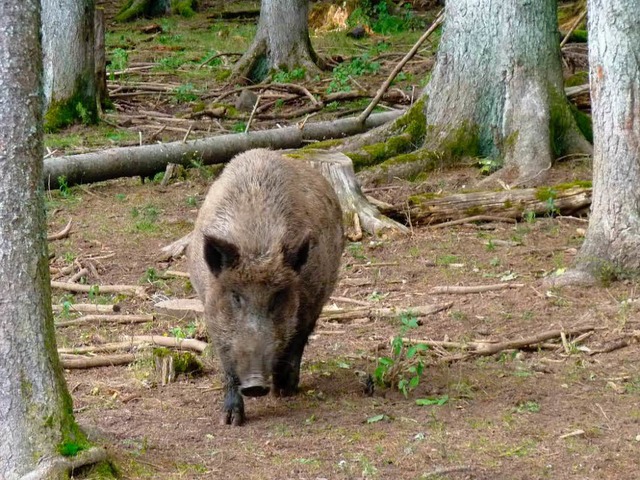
(240, 375, 270, 397)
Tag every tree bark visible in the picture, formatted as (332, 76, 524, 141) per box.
(553, 0, 640, 286)
(42, 0, 98, 131)
(43, 110, 402, 189)
(345, 0, 592, 187)
(0, 2, 89, 478)
(424, 0, 591, 185)
(232, 0, 323, 83)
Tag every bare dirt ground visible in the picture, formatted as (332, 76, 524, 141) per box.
(43, 2, 639, 479)
(49, 165, 640, 480)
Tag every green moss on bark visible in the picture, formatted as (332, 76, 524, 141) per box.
(346, 99, 427, 171)
(44, 77, 98, 132)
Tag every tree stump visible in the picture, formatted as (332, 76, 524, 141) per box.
(297, 151, 409, 237)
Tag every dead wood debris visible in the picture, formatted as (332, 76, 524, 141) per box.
(52, 303, 121, 313)
(60, 353, 136, 369)
(430, 283, 525, 294)
(398, 325, 597, 359)
(50, 280, 147, 298)
(321, 303, 452, 323)
(55, 314, 154, 328)
(47, 219, 73, 241)
(589, 331, 640, 355)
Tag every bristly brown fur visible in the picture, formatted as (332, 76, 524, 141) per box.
(188, 148, 345, 425)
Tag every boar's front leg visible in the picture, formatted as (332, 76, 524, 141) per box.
(221, 371, 245, 426)
(273, 333, 308, 397)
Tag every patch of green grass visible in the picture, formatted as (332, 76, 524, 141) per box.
(514, 400, 540, 414)
(173, 83, 199, 103)
(436, 254, 460, 266)
(131, 204, 161, 233)
(273, 67, 306, 83)
(328, 52, 381, 93)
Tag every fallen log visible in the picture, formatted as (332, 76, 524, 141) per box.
(52, 303, 121, 313)
(43, 111, 403, 189)
(381, 185, 591, 226)
(60, 353, 135, 369)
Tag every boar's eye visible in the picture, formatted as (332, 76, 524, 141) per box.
(231, 291, 244, 308)
(268, 289, 289, 314)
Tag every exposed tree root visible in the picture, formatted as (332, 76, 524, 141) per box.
(19, 447, 108, 480)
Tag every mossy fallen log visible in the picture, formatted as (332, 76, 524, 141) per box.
(380, 183, 592, 226)
(43, 111, 402, 189)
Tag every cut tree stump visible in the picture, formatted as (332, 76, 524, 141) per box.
(380, 186, 592, 226)
(295, 151, 409, 236)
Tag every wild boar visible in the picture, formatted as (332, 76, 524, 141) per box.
(189, 149, 344, 425)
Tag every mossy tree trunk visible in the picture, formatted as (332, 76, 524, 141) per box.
(345, 0, 592, 186)
(42, 0, 98, 131)
(232, 0, 323, 83)
(553, 0, 640, 286)
(0, 1, 89, 479)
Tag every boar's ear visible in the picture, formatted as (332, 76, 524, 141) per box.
(203, 235, 239, 276)
(283, 232, 311, 273)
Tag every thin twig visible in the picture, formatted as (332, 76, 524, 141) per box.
(245, 94, 262, 133)
(430, 283, 524, 294)
(358, 10, 443, 124)
(560, 10, 587, 48)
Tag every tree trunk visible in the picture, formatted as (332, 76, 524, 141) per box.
(232, 0, 323, 83)
(424, 0, 591, 185)
(42, 0, 98, 131)
(346, 0, 592, 186)
(553, 0, 640, 286)
(0, 2, 90, 478)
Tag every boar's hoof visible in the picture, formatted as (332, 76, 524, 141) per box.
(221, 389, 245, 426)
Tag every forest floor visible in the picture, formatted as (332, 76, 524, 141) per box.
(44, 2, 639, 479)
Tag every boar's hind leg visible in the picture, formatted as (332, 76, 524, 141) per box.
(221, 372, 245, 426)
(273, 333, 309, 397)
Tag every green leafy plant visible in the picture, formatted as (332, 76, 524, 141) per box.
(273, 67, 306, 83)
(328, 53, 380, 93)
(174, 83, 198, 103)
(478, 157, 501, 175)
(523, 210, 537, 224)
(374, 312, 429, 397)
(57, 176, 73, 199)
(232, 121, 246, 133)
(108, 48, 129, 80)
(170, 323, 197, 339)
